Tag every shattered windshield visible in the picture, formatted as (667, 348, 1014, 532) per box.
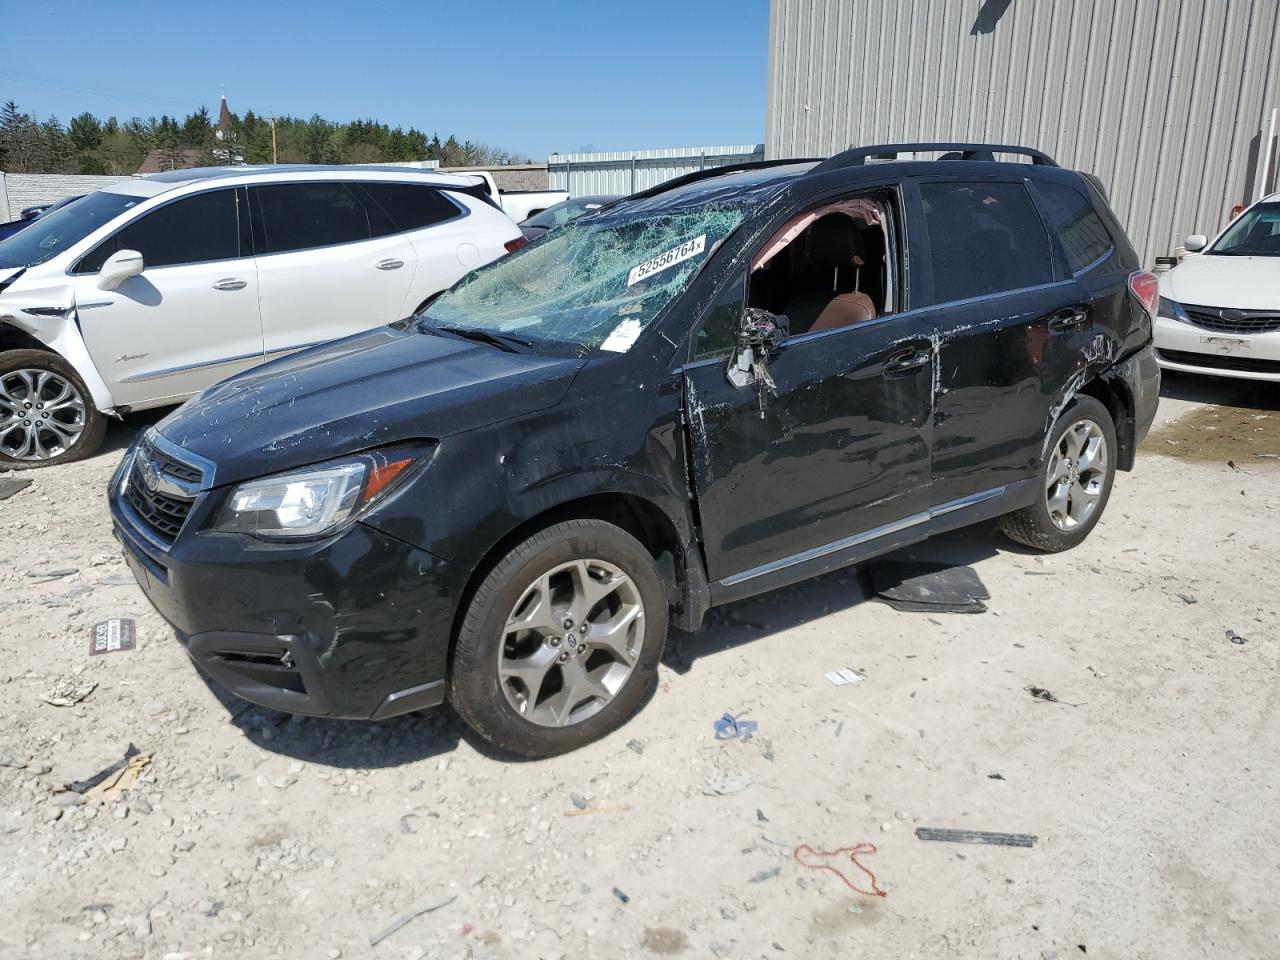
(422, 204, 746, 354)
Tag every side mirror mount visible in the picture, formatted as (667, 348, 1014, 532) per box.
(96, 249, 144, 291)
(726, 308, 788, 416)
(1183, 234, 1208, 253)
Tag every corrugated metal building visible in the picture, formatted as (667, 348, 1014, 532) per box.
(548, 145, 765, 197)
(765, 0, 1280, 265)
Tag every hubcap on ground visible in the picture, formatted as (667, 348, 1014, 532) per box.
(0, 369, 86, 461)
(1045, 418, 1107, 531)
(498, 558, 644, 728)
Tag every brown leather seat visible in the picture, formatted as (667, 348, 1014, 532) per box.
(782, 215, 878, 334)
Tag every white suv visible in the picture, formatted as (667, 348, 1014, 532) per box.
(0, 165, 524, 467)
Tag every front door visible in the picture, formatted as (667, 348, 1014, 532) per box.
(682, 271, 935, 586)
(250, 181, 417, 357)
(72, 187, 264, 407)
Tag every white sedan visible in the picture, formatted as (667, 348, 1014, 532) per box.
(1155, 193, 1280, 382)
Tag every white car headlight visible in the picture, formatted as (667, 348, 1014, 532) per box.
(216, 448, 424, 540)
(1157, 297, 1186, 321)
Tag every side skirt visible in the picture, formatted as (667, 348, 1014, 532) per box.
(708, 479, 1036, 607)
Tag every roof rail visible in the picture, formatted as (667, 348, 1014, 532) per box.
(624, 157, 822, 202)
(811, 142, 1058, 174)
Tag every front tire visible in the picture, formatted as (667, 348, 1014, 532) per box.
(0, 350, 106, 469)
(449, 519, 668, 758)
(999, 395, 1117, 552)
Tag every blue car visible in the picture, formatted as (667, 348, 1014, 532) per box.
(0, 195, 83, 241)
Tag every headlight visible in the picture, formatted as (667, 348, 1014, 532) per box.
(1157, 297, 1184, 321)
(216, 447, 425, 540)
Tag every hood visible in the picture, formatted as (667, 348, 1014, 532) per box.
(1160, 254, 1280, 310)
(155, 325, 586, 486)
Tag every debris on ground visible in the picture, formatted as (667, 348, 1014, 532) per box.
(42, 674, 98, 708)
(28, 566, 79, 581)
(915, 828, 1037, 848)
(563, 804, 630, 817)
(1226, 629, 1248, 645)
(367, 894, 457, 946)
(626, 738, 645, 755)
(867, 561, 990, 614)
(792, 842, 887, 897)
(702, 774, 752, 797)
(748, 866, 781, 883)
(64, 744, 151, 801)
(1026, 686, 1080, 707)
(1175, 593, 1198, 604)
(569, 792, 590, 810)
(988, 772, 1006, 781)
(611, 886, 630, 904)
(824, 668, 864, 687)
(713, 712, 758, 740)
(0, 477, 32, 501)
(89, 618, 136, 656)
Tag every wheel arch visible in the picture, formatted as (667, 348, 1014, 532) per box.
(1080, 371, 1135, 470)
(0, 316, 115, 414)
(449, 490, 711, 660)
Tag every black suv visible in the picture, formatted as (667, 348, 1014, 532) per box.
(110, 142, 1160, 757)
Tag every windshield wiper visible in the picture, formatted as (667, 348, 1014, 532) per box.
(428, 324, 533, 353)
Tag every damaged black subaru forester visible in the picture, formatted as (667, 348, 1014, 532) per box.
(111, 143, 1160, 757)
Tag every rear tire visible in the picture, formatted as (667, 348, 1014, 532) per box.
(999, 395, 1117, 552)
(449, 519, 667, 758)
(0, 349, 106, 469)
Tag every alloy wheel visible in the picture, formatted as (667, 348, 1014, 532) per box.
(497, 558, 644, 728)
(0, 368, 87, 461)
(1045, 418, 1108, 531)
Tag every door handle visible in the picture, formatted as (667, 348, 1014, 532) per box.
(376, 258, 404, 270)
(212, 278, 247, 291)
(1049, 307, 1088, 331)
(883, 346, 932, 376)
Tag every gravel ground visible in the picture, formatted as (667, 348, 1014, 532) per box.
(2, 373, 1278, 960)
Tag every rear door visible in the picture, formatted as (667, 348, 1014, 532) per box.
(907, 177, 1090, 504)
(71, 187, 263, 407)
(250, 181, 417, 357)
(356, 181, 487, 312)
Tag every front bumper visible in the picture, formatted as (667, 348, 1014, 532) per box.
(1154, 314, 1280, 381)
(108, 460, 457, 720)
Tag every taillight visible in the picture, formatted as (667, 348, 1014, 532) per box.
(504, 237, 527, 253)
(1128, 271, 1159, 316)
(1230, 203, 1246, 219)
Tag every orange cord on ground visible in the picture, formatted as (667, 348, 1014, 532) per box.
(793, 842, 887, 898)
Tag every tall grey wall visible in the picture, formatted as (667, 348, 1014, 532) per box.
(0, 173, 129, 220)
(766, 0, 1280, 264)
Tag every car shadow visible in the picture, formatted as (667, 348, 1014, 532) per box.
(98, 408, 170, 459)
(1159, 369, 1280, 410)
(202, 523, 1009, 768)
(663, 520, 1011, 673)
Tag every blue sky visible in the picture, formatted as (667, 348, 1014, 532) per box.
(2, 0, 770, 159)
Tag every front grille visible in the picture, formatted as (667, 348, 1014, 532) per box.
(122, 438, 204, 546)
(1183, 305, 1280, 335)
(1158, 348, 1280, 374)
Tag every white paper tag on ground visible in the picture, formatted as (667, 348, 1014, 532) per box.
(600, 318, 644, 353)
(825, 668, 864, 686)
(627, 235, 706, 286)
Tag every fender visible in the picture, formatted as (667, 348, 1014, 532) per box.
(0, 291, 116, 415)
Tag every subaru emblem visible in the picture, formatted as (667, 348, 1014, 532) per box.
(142, 458, 161, 492)
(1220, 308, 1246, 322)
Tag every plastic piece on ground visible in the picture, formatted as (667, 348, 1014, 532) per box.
(867, 561, 990, 613)
(915, 827, 1037, 847)
(714, 712, 759, 740)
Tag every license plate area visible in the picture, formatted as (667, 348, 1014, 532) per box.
(1200, 335, 1251, 354)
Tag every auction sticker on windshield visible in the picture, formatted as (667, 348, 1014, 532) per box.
(627, 235, 706, 286)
